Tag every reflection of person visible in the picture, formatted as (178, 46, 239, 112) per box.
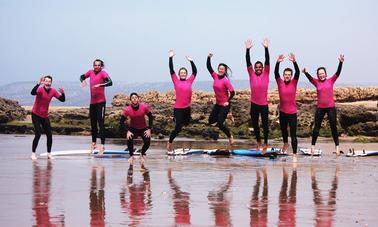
(167, 168, 191, 225)
(208, 174, 233, 226)
(32, 161, 64, 226)
(120, 165, 152, 226)
(278, 166, 297, 227)
(250, 168, 268, 227)
(311, 166, 340, 227)
(89, 165, 105, 227)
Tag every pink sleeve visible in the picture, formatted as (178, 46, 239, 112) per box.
(171, 73, 178, 84)
(247, 66, 254, 78)
(84, 70, 91, 78)
(226, 79, 234, 92)
(211, 72, 217, 79)
(53, 89, 61, 99)
(264, 64, 270, 76)
(144, 104, 151, 113)
(329, 73, 338, 82)
(187, 74, 195, 83)
(102, 71, 109, 79)
(122, 108, 129, 117)
(311, 79, 318, 87)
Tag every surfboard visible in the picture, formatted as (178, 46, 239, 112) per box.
(299, 148, 322, 156)
(207, 149, 231, 156)
(232, 148, 279, 157)
(167, 148, 207, 156)
(346, 149, 378, 157)
(40, 150, 131, 157)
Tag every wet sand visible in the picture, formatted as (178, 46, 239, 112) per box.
(0, 134, 377, 226)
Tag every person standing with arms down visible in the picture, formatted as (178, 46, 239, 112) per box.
(245, 38, 270, 154)
(30, 75, 65, 160)
(275, 53, 300, 161)
(167, 50, 197, 151)
(80, 59, 113, 155)
(207, 52, 235, 146)
(120, 93, 153, 165)
(303, 54, 344, 156)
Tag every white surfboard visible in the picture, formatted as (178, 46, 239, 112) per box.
(299, 148, 322, 156)
(40, 149, 132, 157)
(346, 149, 378, 157)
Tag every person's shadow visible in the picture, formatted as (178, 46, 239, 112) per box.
(89, 164, 106, 227)
(250, 167, 268, 227)
(278, 166, 297, 227)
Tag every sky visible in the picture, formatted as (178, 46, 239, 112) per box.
(0, 0, 377, 85)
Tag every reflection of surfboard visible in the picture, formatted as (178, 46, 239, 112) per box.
(299, 148, 322, 156)
(232, 148, 278, 157)
(346, 149, 378, 157)
(40, 150, 131, 157)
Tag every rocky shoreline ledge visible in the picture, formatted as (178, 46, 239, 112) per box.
(1, 87, 377, 142)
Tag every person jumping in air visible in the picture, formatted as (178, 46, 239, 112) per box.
(275, 53, 300, 161)
(31, 75, 65, 160)
(120, 93, 153, 165)
(207, 52, 235, 146)
(245, 38, 270, 154)
(167, 50, 197, 151)
(80, 59, 113, 155)
(303, 54, 344, 156)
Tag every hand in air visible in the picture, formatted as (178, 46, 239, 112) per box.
(338, 54, 345, 63)
(168, 50, 175, 58)
(288, 53, 296, 62)
(262, 38, 269, 48)
(277, 54, 285, 63)
(245, 39, 253, 49)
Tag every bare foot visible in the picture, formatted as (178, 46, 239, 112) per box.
(90, 142, 97, 154)
(335, 145, 340, 156)
(262, 144, 268, 155)
(228, 135, 235, 146)
(31, 153, 37, 160)
(256, 143, 260, 151)
(128, 156, 134, 165)
(167, 142, 173, 151)
(98, 145, 105, 156)
(292, 154, 297, 163)
(282, 143, 289, 154)
(310, 145, 315, 156)
(47, 153, 55, 160)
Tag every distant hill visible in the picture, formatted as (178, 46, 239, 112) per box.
(0, 80, 376, 106)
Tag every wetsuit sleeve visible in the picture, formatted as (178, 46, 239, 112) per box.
(264, 47, 270, 66)
(80, 74, 86, 82)
(206, 56, 214, 74)
(274, 62, 280, 79)
(228, 91, 235, 102)
(57, 92, 65, 102)
(304, 72, 314, 82)
(100, 77, 112, 87)
(169, 57, 175, 75)
(293, 62, 300, 80)
(335, 61, 343, 77)
(147, 112, 153, 129)
(119, 115, 128, 132)
(31, 84, 39, 95)
(246, 48, 252, 67)
(190, 60, 197, 77)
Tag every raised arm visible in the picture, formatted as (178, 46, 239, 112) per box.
(207, 53, 214, 74)
(31, 76, 44, 95)
(169, 50, 175, 75)
(186, 56, 197, 76)
(245, 39, 253, 67)
(275, 55, 285, 79)
(302, 68, 313, 82)
(335, 54, 344, 77)
(57, 88, 65, 102)
(262, 38, 270, 66)
(288, 53, 300, 80)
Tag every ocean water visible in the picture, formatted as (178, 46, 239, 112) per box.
(0, 134, 377, 226)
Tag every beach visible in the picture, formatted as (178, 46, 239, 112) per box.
(0, 134, 377, 226)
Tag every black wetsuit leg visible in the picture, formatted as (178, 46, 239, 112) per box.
(169, 107, 191, 143)
(89, 102, 106, 144)
(32, 113, 53, 153)
(209, 104, 231, 138)
(311, 108, 327, 146)
(328, 107, 339, 146)
(127, 128, 151, 156)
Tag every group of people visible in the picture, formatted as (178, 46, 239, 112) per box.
(30, 38, 344, 163)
